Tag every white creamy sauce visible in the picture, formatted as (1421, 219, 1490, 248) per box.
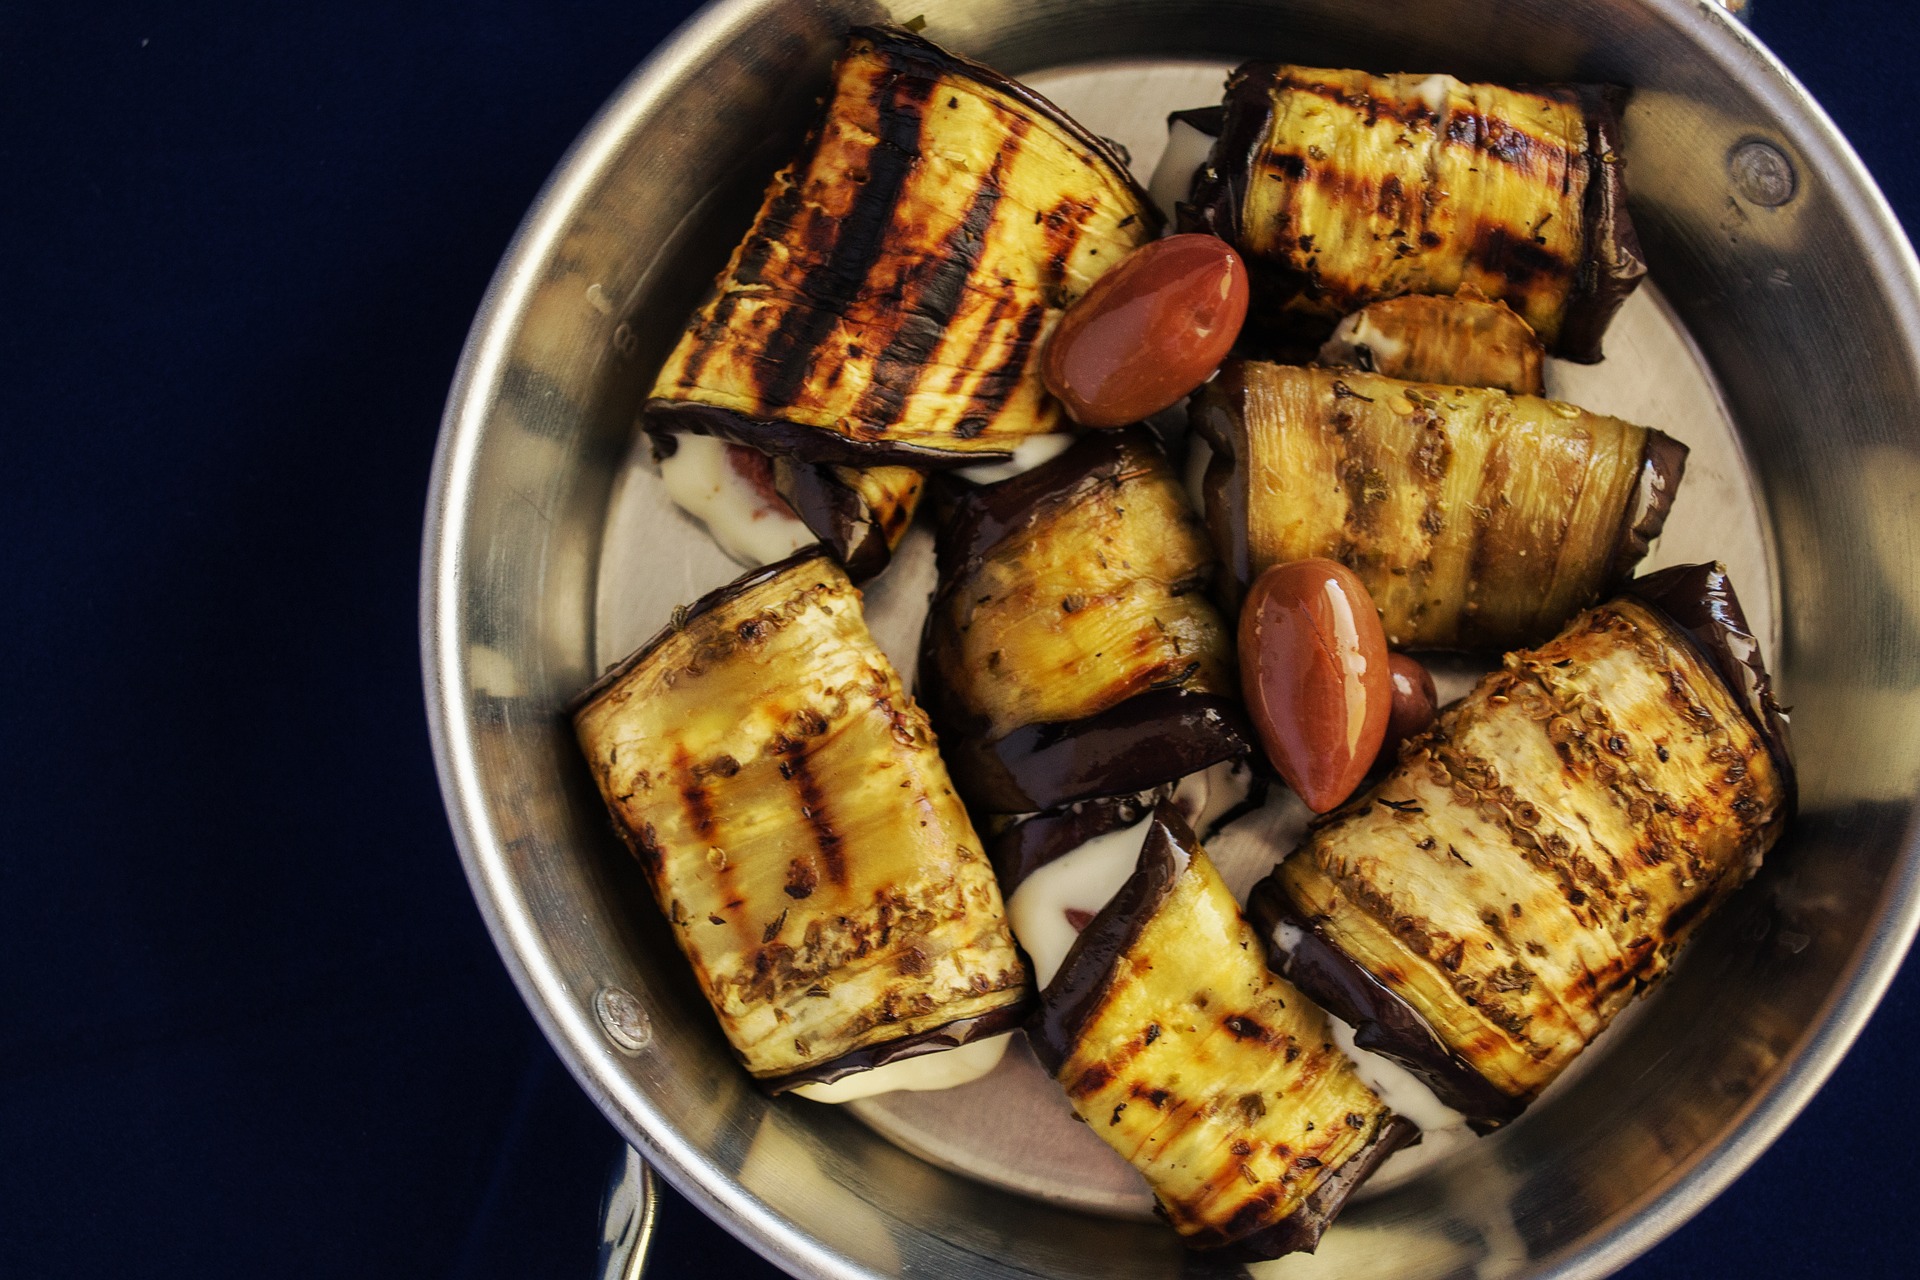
(791, 1032, 1014, 1104)
(1147, 116, 1218, 225)
(656, 431, 814, 567)
(953, 432, 1076, 485)
(1008, 816, 1155, 988)
(1321, 309, 1407, 370)
(1269, 920, 1477, 1192)
(1170, 757, 1255, 838)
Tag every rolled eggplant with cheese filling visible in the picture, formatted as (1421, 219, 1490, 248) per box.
(1318, 289, 1545, 396)
(920, 427, 1253, 812)
(991, 761, 1258, 986)
(572, 550, 1028, 1092)
(1181, 65, 1644, 362)
(645, 25, 1160, 469)
(1190, 362, 1687, 649)
(1249, 563, 1792, 1127)
(1031, 804, 1415, 1258)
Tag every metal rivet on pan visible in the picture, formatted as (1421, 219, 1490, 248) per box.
(596, 987, 654, 1054)
(1729, 140, 1796, 207)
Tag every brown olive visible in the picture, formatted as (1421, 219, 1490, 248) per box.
(1238, 559, 1391, 812)
(1042, 234, 1249, 428)
(1382, 652, 1439, 760)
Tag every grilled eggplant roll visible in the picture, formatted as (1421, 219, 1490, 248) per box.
(1190, 362, 1687, 649)
(1318, 289, 1545, 396)
(1182, 65, 1644, 362)
(644, 26, 1160, 469)
(572, 551, 1028, 1090)
(1032, 805, 1414, 1258)
(1249, 564, 1792, 1127)
(991, 763, 1259, 986)
(921, 427, 1252, 813)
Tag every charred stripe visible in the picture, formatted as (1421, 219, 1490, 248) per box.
(756, 67, 936, 411)
(851, 116, 1021, 426)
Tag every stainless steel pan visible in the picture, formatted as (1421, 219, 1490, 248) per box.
(422, 1, 1920, 1275)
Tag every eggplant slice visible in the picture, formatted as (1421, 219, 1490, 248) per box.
(1250, 565, 1792, 1126)
(1032, 805, 1414, 1258)
(572, 550, 1028, 1089)
(1318, 289, 1545, 396)
(1182, 65, 1644, 362)
(770, 458, 924, 582)
(921, 427, 1252, 812)
(645, 25, 1160, 469)
(1191, 362, 1687, 650)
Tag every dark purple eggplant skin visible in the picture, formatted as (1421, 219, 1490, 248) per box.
(1247, 874, 1528, 1131)
(932, 428, 1145, 583)
(760, 1000, 1031, 1094)
(1030, 805, 1417, 1259)
(1627, 561, 1797, 812)
(769, 458, 898, 582)
(1560, 84, 1647, 365)
(922, 429, 1252, 812)
(1167, 105, 1224, 135)
(1027, 807, 1192, 1076)
(568, 547, 834, 715)
(1179, 66, 1645, 362)
(1197, 1112, 1416, 1261)
(943, 688, 1254, 815)
(989, 791, 1167, 897)
(1609, 430, 1689, 586)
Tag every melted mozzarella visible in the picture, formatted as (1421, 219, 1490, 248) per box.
(1008, 816, 1155, 988)
(953, 433, 1076, 485)
(657, 432, 814, 566)
(790, 1032, 1013, 1104)
(1148, 117, 1219, 225)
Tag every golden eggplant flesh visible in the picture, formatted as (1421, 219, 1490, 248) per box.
(1251, 564, 1792, 1124)
(1031, 805, 1413, 1258)
(1318, 289, 1545, 395)
(645, 26, 1160, 468)
(921, 427, 1251, 812)
(572, 551, 1027, 1088)
(1191, 362, 1687, 650)
(1183, 64, 1643, 361)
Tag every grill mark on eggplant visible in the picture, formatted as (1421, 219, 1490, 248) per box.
(680, 166, 812, 392)
(1442, 107, 1578, 178)
(783, 743, 849, 889)
(754, 70, 935, 412)
(675, 747, 720, 842)
(953, 193, 1088, 429)
(852, 117, 1021, 427)
(1472, 222, 1575, 288)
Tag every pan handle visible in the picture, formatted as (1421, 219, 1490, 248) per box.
(596, 1146, 659, 1280)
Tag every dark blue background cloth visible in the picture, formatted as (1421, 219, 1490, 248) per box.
(2, 2, 1915, 1276)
